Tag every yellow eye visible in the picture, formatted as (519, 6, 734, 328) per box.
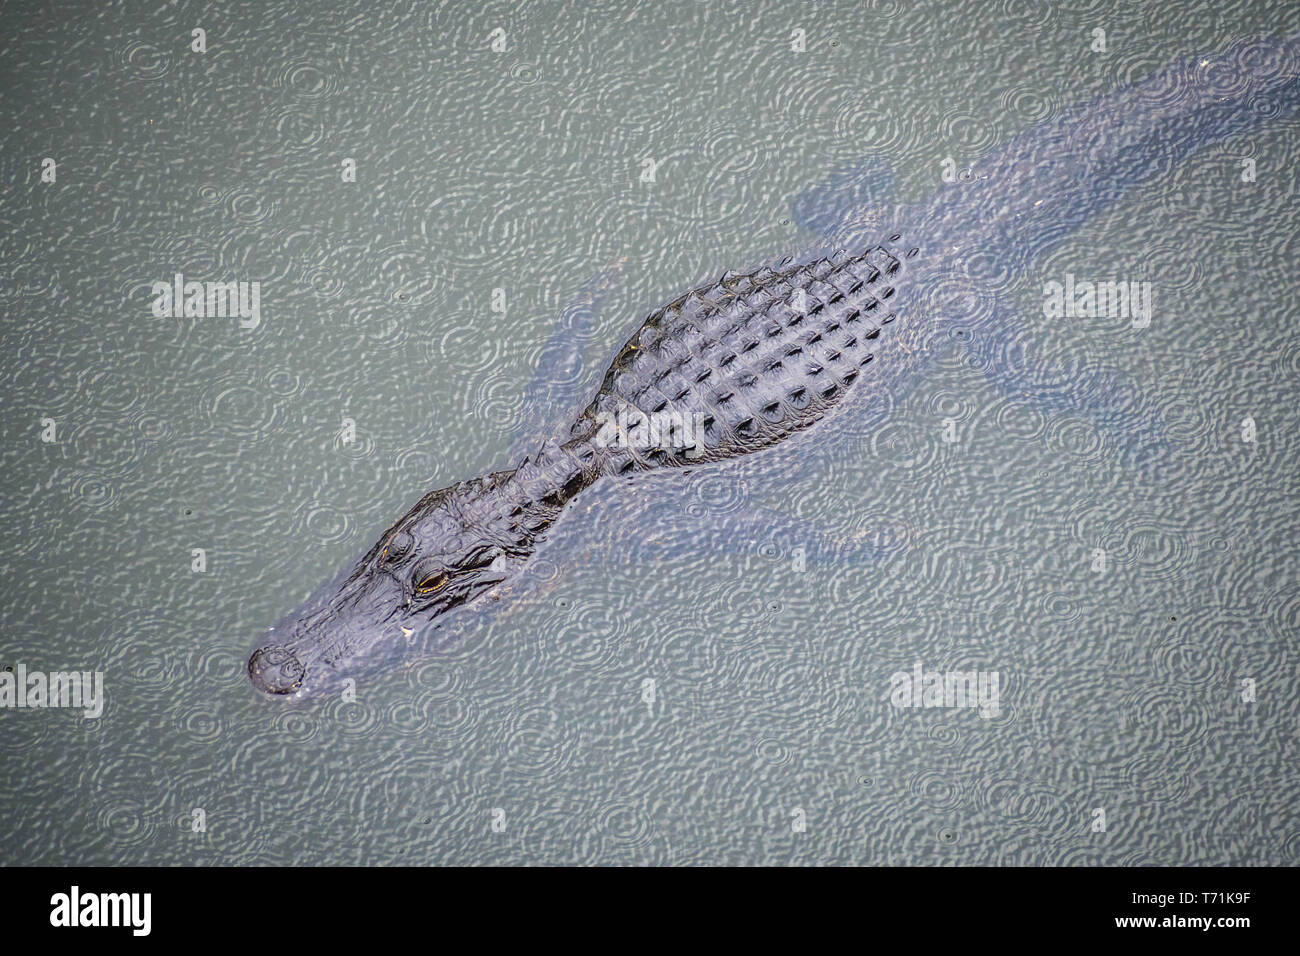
(386, 531, 414, 563)
(414, 568, 449, 594)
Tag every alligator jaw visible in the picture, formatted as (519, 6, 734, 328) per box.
(247, 568, 408, 700)
(247, 618, 405, 700)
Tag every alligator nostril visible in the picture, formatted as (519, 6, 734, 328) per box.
(248, 645, 305, 696)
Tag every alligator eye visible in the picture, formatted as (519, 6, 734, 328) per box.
(417, 572, 448, 594)
(412, 559, 449, 594)
(386, 531, 413, 562)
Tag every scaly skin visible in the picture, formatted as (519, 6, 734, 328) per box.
(248, 238, 915, 697)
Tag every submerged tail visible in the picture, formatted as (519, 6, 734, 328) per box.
(921, 31, 1300, 264)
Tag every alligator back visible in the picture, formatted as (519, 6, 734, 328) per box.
(568, 237, 914, 476)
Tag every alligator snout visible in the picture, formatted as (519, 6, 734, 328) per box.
(248, 644, 306, 696)
(247, 564, 412, 699)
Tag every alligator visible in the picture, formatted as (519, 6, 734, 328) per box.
(249, 32, 1300, 699)
(249, 240, 915, 696)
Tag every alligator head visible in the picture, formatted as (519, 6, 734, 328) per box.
(247, 477, 531, 699)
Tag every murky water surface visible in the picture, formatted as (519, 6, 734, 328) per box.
(1, 0, 1297, 864)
